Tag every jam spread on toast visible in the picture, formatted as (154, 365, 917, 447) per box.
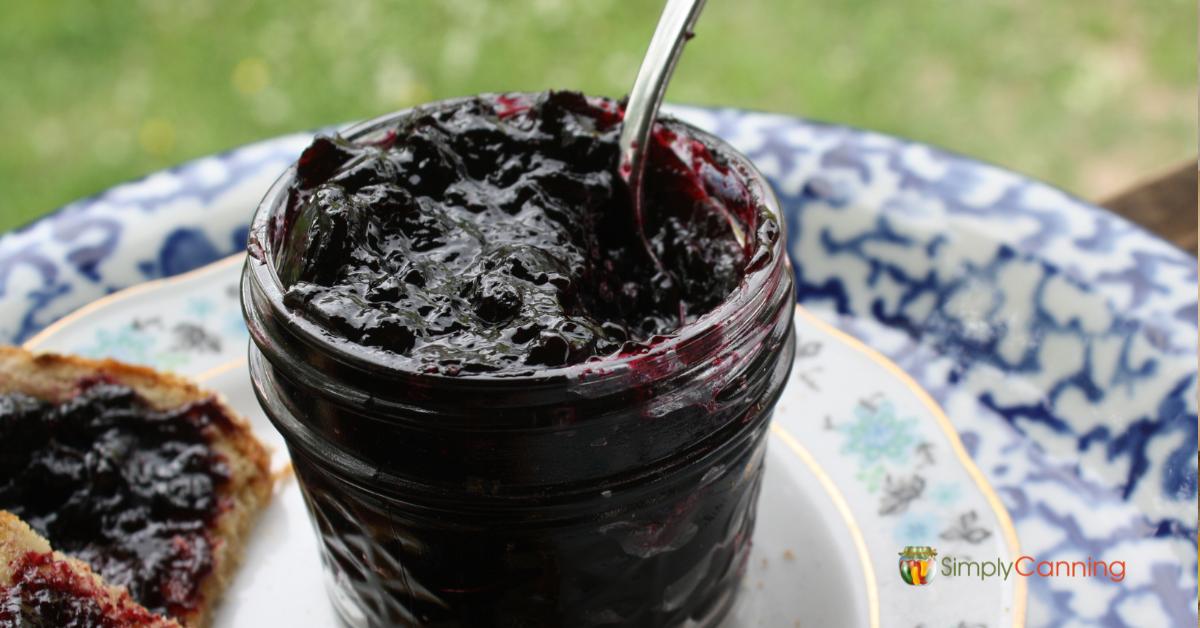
(1, 550, 169, 627)
(0, 382, 232, 618)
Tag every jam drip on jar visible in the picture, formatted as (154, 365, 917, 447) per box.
(0, 383, 232, 619)
(0, 551, 168, 627)
(275, 90, 756, 375)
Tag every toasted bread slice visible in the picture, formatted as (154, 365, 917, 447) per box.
(0, 347, 272, 627)
(0, 510, 181, 626)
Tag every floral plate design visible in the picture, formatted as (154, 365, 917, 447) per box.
(2, 104, 1194, 627)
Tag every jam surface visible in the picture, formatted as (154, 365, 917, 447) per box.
(0, 551, 167, 627)
(274, 91, 759, 375)
(0, 383, 232, 618)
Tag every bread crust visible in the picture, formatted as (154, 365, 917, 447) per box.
(0, 511, 51, 584)
(0, 511, 182, 627)
(0, 347, 273, 627)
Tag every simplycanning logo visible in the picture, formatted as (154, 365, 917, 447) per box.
(897, 546, 1126, 585)
(898, 546, 937, 585)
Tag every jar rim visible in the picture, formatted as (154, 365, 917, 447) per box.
(245, 93, 790, 387)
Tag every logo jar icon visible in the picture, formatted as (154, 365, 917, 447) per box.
(898, 546, 937, 585)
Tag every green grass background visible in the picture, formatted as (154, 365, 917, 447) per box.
(0, 0, 1193, 232)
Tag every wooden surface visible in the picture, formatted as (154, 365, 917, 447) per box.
(1097, 161, 1197, 254)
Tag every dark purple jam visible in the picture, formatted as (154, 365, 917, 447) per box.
(0, 383, 232, 619)
(0, 551, 168, 627)
(273, 90, 755, 375)
(244, 91, 795, 627)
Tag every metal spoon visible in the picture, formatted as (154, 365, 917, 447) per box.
(619, 0, 708, 202)
(619, 0, 745, 261)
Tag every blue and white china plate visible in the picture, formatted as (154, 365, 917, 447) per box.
(2, 106, 1195, 627)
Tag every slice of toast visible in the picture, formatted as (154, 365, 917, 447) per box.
(0, 510, 180, 627)
(0, 347, 272, 627)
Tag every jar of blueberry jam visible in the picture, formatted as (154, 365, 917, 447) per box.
(242, 91, 795, 627)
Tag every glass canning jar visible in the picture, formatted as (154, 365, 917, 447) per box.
(241, 97, 796, 627)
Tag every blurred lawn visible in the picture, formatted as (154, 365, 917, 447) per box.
(0, 0, 1193, 232)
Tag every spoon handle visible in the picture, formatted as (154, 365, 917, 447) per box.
(619, 0, 708, 198)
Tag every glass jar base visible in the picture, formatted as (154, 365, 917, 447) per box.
(325, 568, 745, 628)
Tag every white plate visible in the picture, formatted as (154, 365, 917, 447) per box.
(25, 254, 1019, 627)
